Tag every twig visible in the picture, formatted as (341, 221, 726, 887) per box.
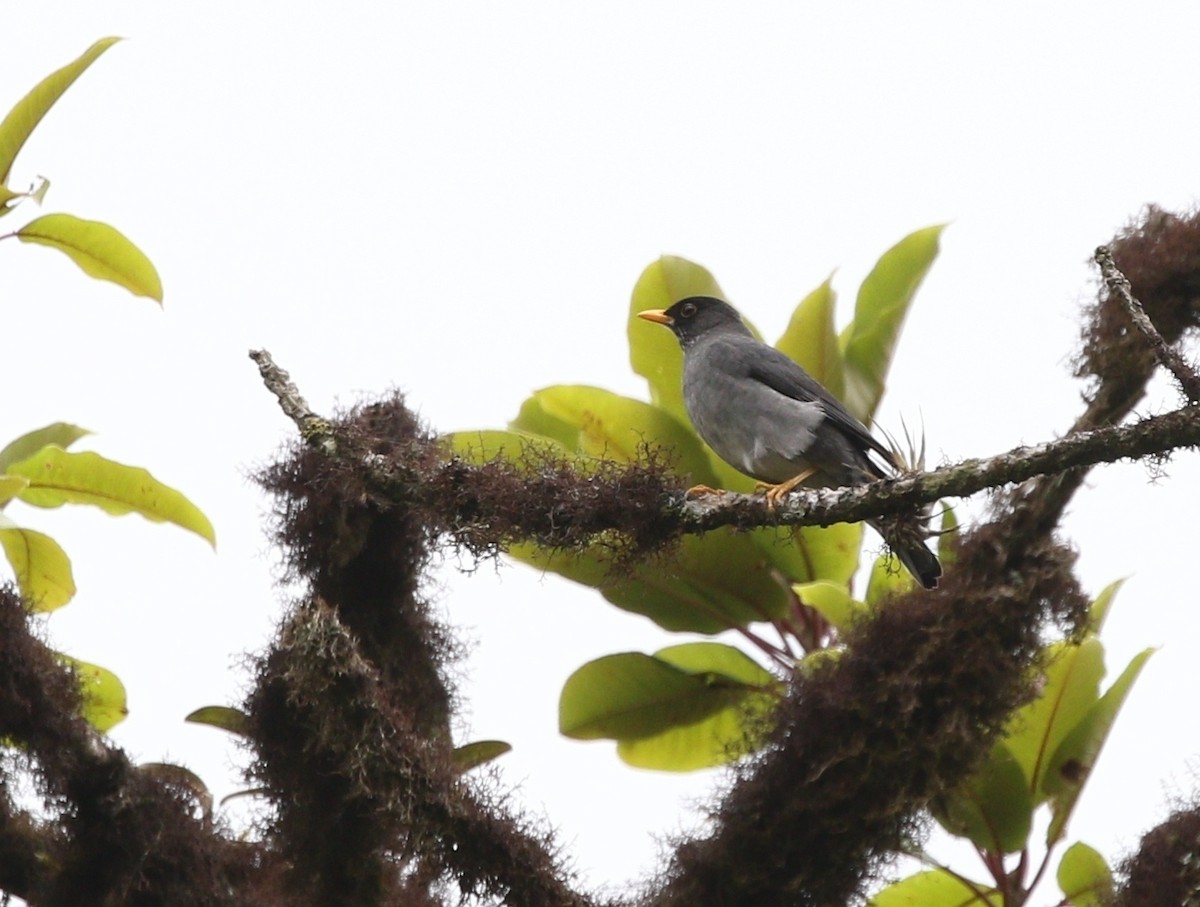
(249, 349, 336, 453)
(1095, 245, 1200, 404)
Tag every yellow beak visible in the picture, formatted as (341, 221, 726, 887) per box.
(637, 309, 673, 326)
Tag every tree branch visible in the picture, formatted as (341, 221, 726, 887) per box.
(677, 402, 1200, 532)
(251, 348, 1200, 548)
(1094, 244, 1200, 404)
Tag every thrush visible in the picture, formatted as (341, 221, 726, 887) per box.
(638, 295, 941, 589)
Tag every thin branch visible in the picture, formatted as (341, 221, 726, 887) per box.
(1094, 244, 1200, 404)
(676, 403, 1200, 533)
(249, 349, 337, 453)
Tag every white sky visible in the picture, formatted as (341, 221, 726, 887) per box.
(4, 3, 1200, 902)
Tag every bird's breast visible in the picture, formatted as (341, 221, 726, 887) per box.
(682, 352, 825, 483)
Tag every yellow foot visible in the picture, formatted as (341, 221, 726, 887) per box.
(761, 469, 816, 511)
(685, 484, 724, 498)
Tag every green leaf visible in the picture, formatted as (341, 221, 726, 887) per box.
(452, 739, 512, 773)
(937, 504, 959, 567)
(628, 255, 728, 422)
(17, 214, 162, 301)
(1056, 841, 1114, 907)
(775, 274, 844, 400)
(560, 652, 730, 740)
(61, 655, 127, 732)
(7, 446, 215, 546)
(1004, 637, 1105, 803)
(869, 869, 999, 906)
(444, 428, 574, 465)
(0, 423, 91, 472)
(931, 742, 1033, 854)
(0, 517, 75, 611)
(508, 397, 590, 452)
(0, 476, 30, 507)
(516, 530, 791, 633)
(511, 385, 718, 478)
(616, 694, 773, 771)
(864, 551, 916, 604)
(596, 644, 778, 771)
(185, 706, 249, 737)
(560, 646, 774, 743)
(839, 225, 944, 422)
(653, 641, 777, 684)
(1087, 578, 1125, 635)
(1044, 647, 1154, 845)
(0, 38, 121, 185)
(793, 580, 864, 633)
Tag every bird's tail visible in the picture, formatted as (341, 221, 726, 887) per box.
(894, 540, 942, 590)
(871, 516, 943, 590)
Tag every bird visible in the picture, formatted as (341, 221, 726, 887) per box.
(638, 295, 941, 589)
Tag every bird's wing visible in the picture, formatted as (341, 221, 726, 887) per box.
(744, 344, 897, 467)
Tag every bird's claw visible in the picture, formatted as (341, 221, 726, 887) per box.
(759, 469, 816, 511)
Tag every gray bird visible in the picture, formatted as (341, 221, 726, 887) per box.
(638, 295, 941, 589)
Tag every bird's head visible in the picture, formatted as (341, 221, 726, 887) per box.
(637, 296, 749, 348)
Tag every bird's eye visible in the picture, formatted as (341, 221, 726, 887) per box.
(679, 302, 697, 318)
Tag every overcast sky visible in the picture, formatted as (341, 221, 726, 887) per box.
(5, 3, 1200, 900)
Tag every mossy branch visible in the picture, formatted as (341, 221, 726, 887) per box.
(249, 347, 1200, 550)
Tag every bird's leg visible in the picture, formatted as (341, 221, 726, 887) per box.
(760, 468, 816, 511)
(685, 484, 724, 497)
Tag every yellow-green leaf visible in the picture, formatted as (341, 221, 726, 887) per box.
(8, 446, 215, 546)
(937, 503, 959, 567)
(0, 476, 30, 507)
(560, 652, 727, 740)
(444, 428, 574, 466)
(864, 551, 916, 603)
(1087, 578, 1125, 635)
(560, 647, 773, 741)
(520, 532, 791, 633)
(653, 642, 777, 685)
(869, 869, 999, 906)
(1004, 637, 1105, 802)
(0, 519, 75, 611)
(0, 38, 121, 184)
(0, 422, 91, 472)
(17, 214, 162, 301)
(561, 644, 778, 771)
(512, 385, 714, 474)
(60, 655, 127, 732)
(775, 274, 843, 400)
(1044, 647, 1154, 845)
(185, 706, 249, 737)
(931, 742, 1033, 854)
(793, 580, 864, 633)
(628, 255, 728, 422)
(616, 690, 774, 771)
(452, 739, 512, 773)
(840, 225, 944, 422)
(1056, 841, 1114, 907)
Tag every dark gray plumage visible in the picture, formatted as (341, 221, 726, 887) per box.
(638, 295, 941, 589)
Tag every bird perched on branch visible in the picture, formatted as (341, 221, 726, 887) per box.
(638, 295, 941, 589)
